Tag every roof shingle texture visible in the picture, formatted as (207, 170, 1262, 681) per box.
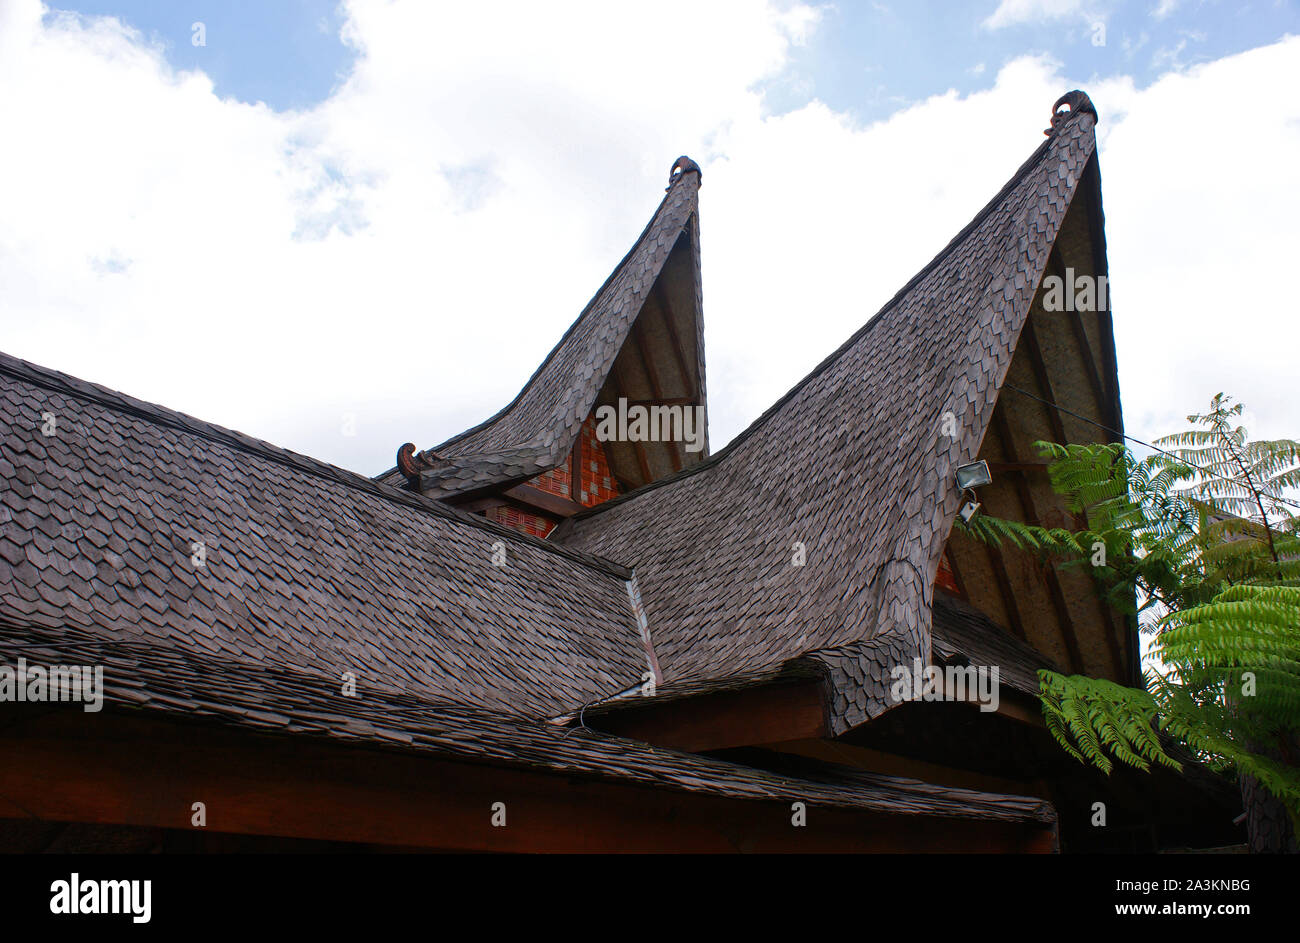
(0, 354, 649, 719)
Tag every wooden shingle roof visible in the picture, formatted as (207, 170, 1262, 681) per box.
(553, 96, 1102, 733)
(0, 93, 1102, 813)
(0, 352, 651, 719)
(377, 159, 704, 499)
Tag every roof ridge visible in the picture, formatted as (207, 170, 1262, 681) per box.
(0, 350, 633, 581)
(559, 111, 1091, 528)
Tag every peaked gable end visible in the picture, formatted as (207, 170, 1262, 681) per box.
(382, 158, 708, 535)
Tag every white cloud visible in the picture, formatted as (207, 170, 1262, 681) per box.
(982, 0, 1090, 29)
(0, 0, 816, 471)
(1085, 37, 1300, 444)
(1, 0, 1297, 478)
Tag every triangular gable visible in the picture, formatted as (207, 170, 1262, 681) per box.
(381, 157, 707, 505)
(939, 131, 1138, 689)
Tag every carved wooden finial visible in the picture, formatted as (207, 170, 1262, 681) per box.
(396, 442, 443, 487)
(667, 156, 701, 190)
(1044, 90, 1098, 136)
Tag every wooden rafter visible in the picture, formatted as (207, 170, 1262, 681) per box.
(993, 407, 1088, 674)
(1038, 251, 1129, 679)
(456, 496, 509, 515)
(943, 541, 970, 600)
(1019, 318, 1068, 444)
(986, 541, 1028, 642)
(612, 354, 655, 486)
(653, 280, 695, 399)
(1082, 158, 1137, 683)
(631, 316, 683, 473)
(628, 440, 652, 485)
(1048, 249, 1109, 422)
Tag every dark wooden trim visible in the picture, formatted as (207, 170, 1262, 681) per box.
(1080, 154, 1123, 438)
(0, 710, 1055, 853)
(1079, 159, 1139, 684)
(455, 496, 509, 515)
(568, 429, 583, 502)
(632, 319, 666, 402)
(501, 483, 584, 519)
(770, 738, 1045, 797)
(594, 680, 828, 753)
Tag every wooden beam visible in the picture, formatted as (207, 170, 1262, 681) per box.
(568, 428, 583, 503)
(632, 319, 666, 403)
(1019, 318, 1068, 444)
(768, 739, 1046, 798)
(455, 496, 508, 515)
(1080, 155, 1123, 437)
(1049, 249, 1109, 423)
(631, 317, 682, 473)
(1026, 269, 1130, 679)
(993, 408, 1089, 675)
(0, 709, 1055, 853)
(943, 543, 969, 600)
(985, 541, 1029, 642)
(593, 680, 828, 753)
(612, 355, 655, 486)
(653, 280, 695, 398)
(501, 483, 584, 519)
(630, 440, 653, 485)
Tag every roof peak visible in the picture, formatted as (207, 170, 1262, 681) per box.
(667, 155, 701, 191)
(1046, 90, 1097, 136)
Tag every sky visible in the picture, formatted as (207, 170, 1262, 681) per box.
(1, 0, 1297, 478)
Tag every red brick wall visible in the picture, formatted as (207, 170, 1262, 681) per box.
(575, 416, 620, 506)
(485, 504, 555, 539)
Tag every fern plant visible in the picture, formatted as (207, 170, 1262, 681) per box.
(960, 394, 1300, 851)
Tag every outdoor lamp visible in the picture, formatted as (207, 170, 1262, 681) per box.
(955, 460, 992, 491)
